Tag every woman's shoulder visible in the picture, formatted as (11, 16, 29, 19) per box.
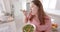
(44, 15, 51, 20)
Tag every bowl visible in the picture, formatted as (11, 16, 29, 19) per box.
(23, 23, 36, 32)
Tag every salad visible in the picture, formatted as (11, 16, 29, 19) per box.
(23, 24, 35, 32)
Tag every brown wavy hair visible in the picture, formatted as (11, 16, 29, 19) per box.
(29, 0, 46, 25)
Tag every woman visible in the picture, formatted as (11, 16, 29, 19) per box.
(23, 0, 52, 32)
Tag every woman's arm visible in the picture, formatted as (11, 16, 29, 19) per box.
(23, 11, 32, 23)
(24, 16, 28, 23)
(23, 10, 28, 23)
(36, 16, 52, 31)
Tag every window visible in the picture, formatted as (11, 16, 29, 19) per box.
(42, 0, 50, 9)
(42, 0, 57, 9)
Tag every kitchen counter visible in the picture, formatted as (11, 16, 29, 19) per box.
(0, 16, 14, 24)
(0, 21, 16, 32)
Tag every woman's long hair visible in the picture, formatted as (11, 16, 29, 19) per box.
(29, 0, 46, 25)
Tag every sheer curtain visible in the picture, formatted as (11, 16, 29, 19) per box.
(0, 0, 5, 16)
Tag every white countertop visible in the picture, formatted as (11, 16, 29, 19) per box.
(0, 16, 14, 22)
(44, 9, 60, 16)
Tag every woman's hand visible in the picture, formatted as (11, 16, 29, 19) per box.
(22, 10, 32, 23)
(22, 10, 27, 17)
(20, 10, 28, 23)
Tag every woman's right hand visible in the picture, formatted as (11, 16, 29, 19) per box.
(22, 10, 32, 23)
(22, 10, 28, 23)
(22, 10, 27, 17)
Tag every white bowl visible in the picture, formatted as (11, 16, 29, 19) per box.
(23, 23, 36, 32)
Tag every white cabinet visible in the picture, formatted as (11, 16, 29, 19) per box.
(0, 21, 16, 32)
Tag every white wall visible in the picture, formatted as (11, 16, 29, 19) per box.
(55, 0, 60, 10)
(48, 0, 57, 9)
(42, 0, 60, 10)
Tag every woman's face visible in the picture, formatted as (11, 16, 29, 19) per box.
(30, 2, 38, 15)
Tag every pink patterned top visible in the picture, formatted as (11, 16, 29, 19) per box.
(27, 15, 52, 32)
